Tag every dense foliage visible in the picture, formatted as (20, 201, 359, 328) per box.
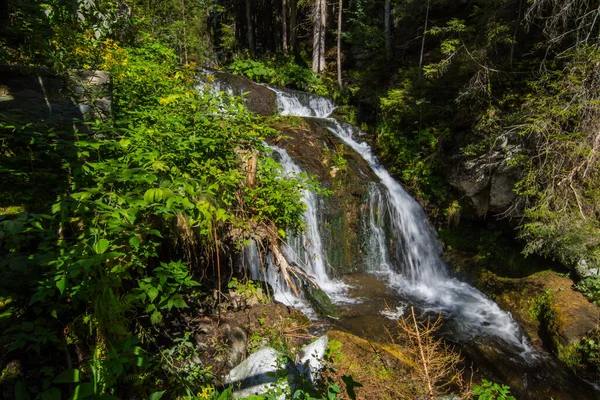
(3, 0, 600, 397)
(0, 5, 315, 397)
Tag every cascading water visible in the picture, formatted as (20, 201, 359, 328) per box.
(207, 72, 600, 399)
(269, 86, 336, 118)
(242, 144, 351, 317)
(273, 90, 534, 357)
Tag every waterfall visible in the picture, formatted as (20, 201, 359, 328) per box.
(273, 90, 534, 357)
(268, 145, 350, 301)
(241, 144, 351, 317)
(269, 86, 336, 118)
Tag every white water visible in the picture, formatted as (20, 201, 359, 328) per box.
(242, 240, 316, 316)
(270, 86, 336, 118)
(242, 145, 352, 317)
(273, 91, 535, 357)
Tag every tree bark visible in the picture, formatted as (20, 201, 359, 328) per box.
(0, 0, 9, 25)
(509, 0, 523, 67)
(312, 0, 327, 73)
(246, 0, 256, 57)
(384, 0, 392, 61)
(282, 0, 288, 55)
(290, 0, 297, 53)
(181, 0, 188, 64)
(337, 0, 343, 87)
(419, 0, 430, 71)
(265, 0, 275, 52)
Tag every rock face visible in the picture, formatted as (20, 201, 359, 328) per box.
(273, 117, 377, 275)
(198, 69, 277, 116)
(226, 336, 330, 398)
(0, 65, 111, 127)
(459, 254, 600, 355)
(448, 139, 522, 216)
(575, 259, 600, 279)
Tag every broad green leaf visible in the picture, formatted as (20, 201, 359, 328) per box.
(15, 381, 30, 400)
(147, 287, 159, 302)
(42, 387, 61, 400)
(129, 236, 140, 248)
(171, 295, 188, 308)
(147, 391, 166, 400)
(56, 275, 67, 294)
(150, 310, 162, 325)
(54, 368, 81, 383)
(93, 239, 110, 255)
(72, 383, 94, 399)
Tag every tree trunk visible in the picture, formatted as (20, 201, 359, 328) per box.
(312, 0, 327, 73)
(509, 0, 523, 67)
(337, 0, 343, 87)
(419, 0, 430, 71)
(290, 0, 297, 53)
(384, 0, 392, 61)
(181, 0, 188, 64)
(0, 0, 9, 25)
(264, 0, 275, 53)
(246, 0, 256, 57)
(282, 0, 288, 55)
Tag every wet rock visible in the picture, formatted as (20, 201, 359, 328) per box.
(305, 282, 339, 318)
(206, 70, 277, 116)
(226, 347, 294, 399)
(225, 324, 248, 368)
(297, 336, 328, 382)
(467, 261, 600, 355)
(273, 117, 376, 275)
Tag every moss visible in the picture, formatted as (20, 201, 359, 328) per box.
(330, 106, 358, 126)
(0, 360, 22, 387)
(325, 330, 418, 399)
(305, 283, 340, 318)
(557, 341, 583, 369)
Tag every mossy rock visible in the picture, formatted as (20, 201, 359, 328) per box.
(211, 70, 277, 116)
(305, 282, 340, 318)
(448, 249, 600, 372)
(270, 117, 377, 276)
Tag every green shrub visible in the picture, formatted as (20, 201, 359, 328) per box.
(0, 38, 312, 398)
(471, 379, 516, 400)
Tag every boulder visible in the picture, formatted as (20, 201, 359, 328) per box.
(305, 282, 340, 318)
(224, 325, 248, 368)
(575, 259, 600, 279)
(0, 65, 111, 126)
(297, 336, 328, 382)
(226, 347, 294, 399)
(448, 137, 522, 216)
(198, 69, 277, 116)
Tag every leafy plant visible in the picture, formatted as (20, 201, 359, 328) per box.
(471, 379, 516, 400)
(229, 59, 274, 83)
(0, 36, 311, 398)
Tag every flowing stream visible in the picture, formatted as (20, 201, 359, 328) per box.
(213, 76, 599, 398)
(268, 87, 600, 399)
(273, 90, 534, 356)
